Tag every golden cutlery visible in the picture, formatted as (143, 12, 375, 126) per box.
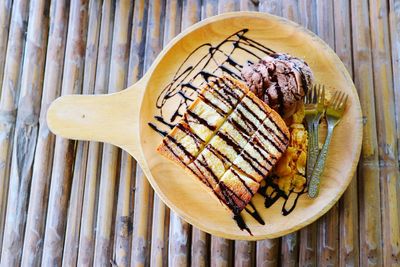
(304, 85, 325, 184)
(308, 91, 348, 198)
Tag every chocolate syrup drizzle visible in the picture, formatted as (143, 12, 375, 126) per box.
(148, 29, 306, 233)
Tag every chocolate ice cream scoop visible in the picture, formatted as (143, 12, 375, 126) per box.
(241, 53, 313, 118)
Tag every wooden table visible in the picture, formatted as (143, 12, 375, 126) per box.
(0, 0, 399, 266)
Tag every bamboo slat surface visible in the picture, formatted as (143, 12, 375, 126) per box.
(0, 0, 399, 266)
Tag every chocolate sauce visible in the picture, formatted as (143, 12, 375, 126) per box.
(165, 135, 195, 161)
(150, 29, 275, 134)
(255, 123, 286, 153)
(176, 124, 203, 150)
(258, 177, 306, 216)
(154, 116, 175, 129)
(233, 214, 253, 236)
(149, 29, 305, 234)
(219, 182, 244, 216)
(245, 202, 265, 225)
(186, 110, 216, 131)
(198, 93, 227, 116)
(244, 95, 289, 143)
(198, 155, 220, 185)
(189, 162, 213, 188)
(231, 168, 254, 195)
(250, 141, 274, 167)
(148, 123, 167, 136)
(216, 131, 268, 178)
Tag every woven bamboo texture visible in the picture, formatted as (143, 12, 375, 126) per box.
(0, 0, 399, 266)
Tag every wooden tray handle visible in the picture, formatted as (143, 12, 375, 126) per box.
(47, 82, 145, 161)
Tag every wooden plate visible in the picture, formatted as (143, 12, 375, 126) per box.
(47, 12, 363, 240)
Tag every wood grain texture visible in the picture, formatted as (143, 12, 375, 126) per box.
(257, 3, 281, 265)
(298, 3, 318, 264)
(93, 0, 132, 265)
(41, 1, 89, 265)
(282, 0, 300, 24)
(0, 1, 49, 265)
(235, 1, 259, 266)
(118, 1, 148, 265)
(281, 233, 299, 266)
(46, 11, 362, 241)
(167, 2, 192, 266)
(259, 0, 282, 16)
(145, 1, 168, 267)
(0, 0, 13, 96)
(62, 141, 88, 266)
(62, 0, 102, 265)
(298, 0, 317, 33)
(191, 2, 217, 266)
(0, 0, 30, 254)
(191, 227, 209, 267)
(212, 2, 239, 265)
(333, 1, 360, 266)
(298, 1, 318, 263)
(388, 1, 400, 264)
(77, 0, 112, 265)
(20, 1, 69, 265)
(129, 0, 151, 266)
(240, 0, 258, 11)
(280, 2, 300, 265)
(299, 223, 317, 267)
(256, 239, 280, 266)
(369, 0, 400, 266)
(1, 0, 398, 265)
(351, 0, 383, 266)
(114, 152, 136, 267)
(315, 1, 340, 266)
(389, 0, 400, 168)
(211, 236, 233, 267)
(234, 241, 255, 267)
(218, 0, 240, 13)
(202, 0, 218, 18)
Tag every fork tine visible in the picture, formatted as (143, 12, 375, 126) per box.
(310, 86, 314, 102)
(339, 94, 348, 110)
(337, 92, 345, 110)
(330, 91, 339, 108)
(313, 86, 317, 103)
(333, 92, 340, 109)
(335, 92, 343, 109)
(319, 85, 323, 102)
(304, 88, 308, 103)
(321, 85, 325, 104)
(306, 87, 310, 103)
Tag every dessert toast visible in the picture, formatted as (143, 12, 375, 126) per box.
(157, 76, 290, 216)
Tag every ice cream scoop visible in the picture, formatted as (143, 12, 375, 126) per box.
(241, 53, 313, 118)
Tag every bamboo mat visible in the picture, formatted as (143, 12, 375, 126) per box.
(0, 0, 399, 266)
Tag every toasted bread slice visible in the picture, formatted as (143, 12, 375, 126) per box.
(157, 76, 290, 215)
(215, 168, 260, 212)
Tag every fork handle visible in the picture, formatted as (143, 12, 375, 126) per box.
(306, 121, 315, 180)
(308, 126, 334, 198)
(310, 121, 320, 175)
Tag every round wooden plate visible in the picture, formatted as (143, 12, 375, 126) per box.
(47, 12, 362, 240)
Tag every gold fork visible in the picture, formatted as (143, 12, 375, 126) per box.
(308, 91, 348, 198)
(304, 85, 325, 184)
